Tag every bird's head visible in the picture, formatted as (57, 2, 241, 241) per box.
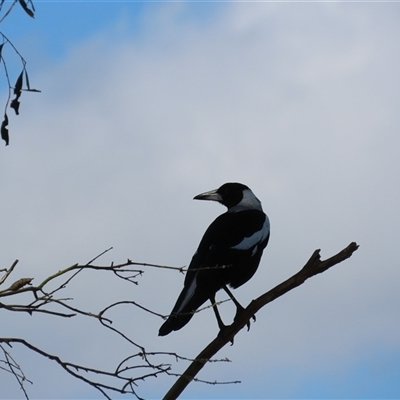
(194, 182, 262, 211)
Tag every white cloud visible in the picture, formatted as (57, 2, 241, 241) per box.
(1, 2, 400, 398)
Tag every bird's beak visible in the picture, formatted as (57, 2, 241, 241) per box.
(193, 188, 222, 202)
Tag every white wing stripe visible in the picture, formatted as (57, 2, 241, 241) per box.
(175, 273, 197, 314)
(231, 217, 270, 251)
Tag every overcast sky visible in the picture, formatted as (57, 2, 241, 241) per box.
(1, 2, 400, 399)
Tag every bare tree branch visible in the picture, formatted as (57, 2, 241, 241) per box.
(0, 337, 159, 400)
(163, 242, 359, 400)
(0, 259, 19, 286)
(0, 343, 32, 399)
(0, 251, 191, 398)
(2, 243, 359, 398)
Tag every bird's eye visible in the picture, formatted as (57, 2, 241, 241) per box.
(219, 186, 230, 197)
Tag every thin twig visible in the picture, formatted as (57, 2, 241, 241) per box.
(0, 259, 19, 286)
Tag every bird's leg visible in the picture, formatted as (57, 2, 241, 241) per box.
(223, 285, 256, 331)
(223, 285, 244, 313)
(210, 295, 227, 331)
(210, 295, 235, 343)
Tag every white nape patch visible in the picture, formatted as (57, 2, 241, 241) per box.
(231, 217, 270, 251)
(175, 273, 197, 314)
(230, 189, 263, 212)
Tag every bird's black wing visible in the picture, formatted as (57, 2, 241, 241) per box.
(184, 209, 269, 286)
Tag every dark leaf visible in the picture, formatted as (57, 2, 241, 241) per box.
(1, 114, 9, 145)
(10, 71, 24, 115)
(0, 43, 4, 60)
(18, 0, 34, 18)
(11, 98, 20, 115)
(14, 70, 23, 96)
(24, 68, 30, 90)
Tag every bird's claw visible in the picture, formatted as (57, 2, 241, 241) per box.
(217, 324, 235, 345)
(233, 306, 256, 331)
(245, 314, 256, 331)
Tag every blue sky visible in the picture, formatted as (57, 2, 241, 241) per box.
(2, 1, 221, 60)
(1, 1, 400, 399)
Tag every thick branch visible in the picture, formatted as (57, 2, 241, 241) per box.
(163, 242, 359, 400)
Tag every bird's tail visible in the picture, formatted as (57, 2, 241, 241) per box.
(158, 311, 194, 336)
(158, 283, 212, 336)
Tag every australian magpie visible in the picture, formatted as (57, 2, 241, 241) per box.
(158, 182, 270, 336)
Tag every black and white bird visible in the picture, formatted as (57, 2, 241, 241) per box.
(158, 182, 270, 337)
